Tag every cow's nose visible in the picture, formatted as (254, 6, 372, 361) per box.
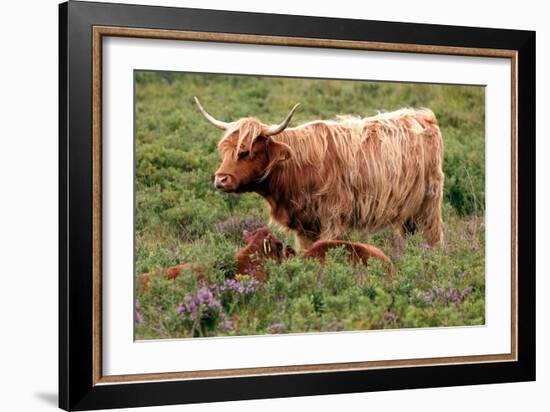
(214, 174, 230, 189)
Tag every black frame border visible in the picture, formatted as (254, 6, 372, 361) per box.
(59, 1, 535, 410)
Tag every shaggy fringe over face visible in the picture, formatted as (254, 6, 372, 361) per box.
(218, 109, 444, 245)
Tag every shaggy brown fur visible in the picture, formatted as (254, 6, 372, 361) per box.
(141, 263, 204, 292)
(236, 228, 393, 281)
(303, 240, 393, 274)
(236, 228, 285, 282)
(139, 228, 393, 287)
(206, 106, 444, 250)
(139, 229, 283, 289)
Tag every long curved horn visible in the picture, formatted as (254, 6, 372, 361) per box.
(194, 96, 230, 130)
(264, 103, 300, 136)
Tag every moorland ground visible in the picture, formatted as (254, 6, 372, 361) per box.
(134, 72, 485, 339)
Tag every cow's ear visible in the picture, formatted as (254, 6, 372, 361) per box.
(267, 140, 292, 162)
(243, 230, 251, 242)
(285, 245, 297, 258)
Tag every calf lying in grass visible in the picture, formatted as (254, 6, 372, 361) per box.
(236, 228, 286, 282)
(140, 227, 392, 290)
(237, 228, 393, 281)
(141, 263, 204, 292)
(304, 240, 393, 268)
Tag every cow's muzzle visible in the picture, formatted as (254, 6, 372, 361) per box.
(214, 173, 235, 191)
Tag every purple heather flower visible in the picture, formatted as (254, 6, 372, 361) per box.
(176, 283, 238, 336)
(460, 286, 474, 300)
(219, 315, 234, 332)
(197, 288, 213, 302)
(221, 278, 259, 295)
(446, 288, 460, 303)
(268, 322, 286, 334)
(422, 291, 434, 304)
(178, 287, 222, 319)
(423, 284, 475, 305)
(176, 303, 186, 315)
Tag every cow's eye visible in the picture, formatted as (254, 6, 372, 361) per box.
(238, 150, 250, 159)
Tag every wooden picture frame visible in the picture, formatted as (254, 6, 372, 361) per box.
(59, 1, 535, 410)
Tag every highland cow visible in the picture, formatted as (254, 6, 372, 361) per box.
(195, 97, 444, 250)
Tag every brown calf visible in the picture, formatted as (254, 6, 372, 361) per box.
(140, 262, 204, 292)
(237, 228, 393, 280)
(303, 240, 394, 275)
(236, 228, 285, 282)
(139, 228, 392, 289)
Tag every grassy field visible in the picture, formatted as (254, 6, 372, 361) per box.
(134, 71, 485, 339)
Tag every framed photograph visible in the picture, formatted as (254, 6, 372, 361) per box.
(59, 1, 535, 410)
